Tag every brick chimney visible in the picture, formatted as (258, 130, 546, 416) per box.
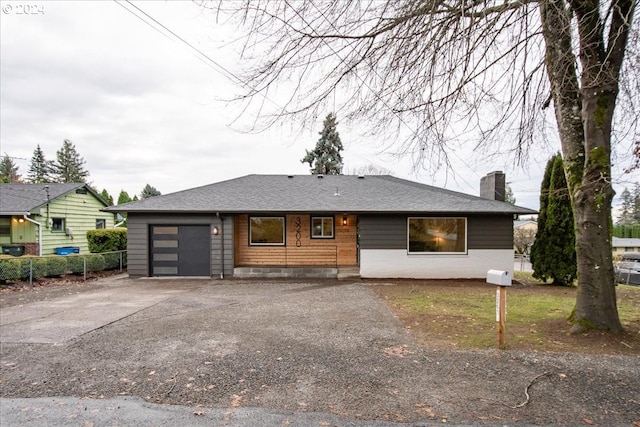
(480, 171, 506, 201)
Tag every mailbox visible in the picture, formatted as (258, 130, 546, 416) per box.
(487, 269, 511, 286)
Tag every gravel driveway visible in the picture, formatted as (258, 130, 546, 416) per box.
(1, 276, 639, 426)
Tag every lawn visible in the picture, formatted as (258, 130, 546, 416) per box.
(370, 276, 640, 355)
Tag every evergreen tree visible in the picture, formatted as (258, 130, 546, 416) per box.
(140, 184, 161, 199)
(117, 190, 132, 205)
(0, 154, 21, 183)
(100, 189, 114, 206)
(617, 187, 634, 225)
(52, 139, 89, 183)
(530, 155, 554, 274)
(26, 145, 54, 183)
(634, 183, 640, 223)
(301, 113, 344, 175)
(504, 184, 516, 205)
(530, 154, 576, 286)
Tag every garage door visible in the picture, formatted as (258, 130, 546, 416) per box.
(150, 225, 211, 276)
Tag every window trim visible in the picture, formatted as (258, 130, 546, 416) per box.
(51, 217, 66, 232)
(310, 216, 334, 239)
(407, 217, 468, 254)
(96, 219, 106, 229)
(249, 216, 286, 246)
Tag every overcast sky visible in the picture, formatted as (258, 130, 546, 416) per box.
(1, 1, 637, 211)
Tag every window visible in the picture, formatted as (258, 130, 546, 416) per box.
(250, 217, 285, 245)
(311, 217, 334, 238)
(408, 217, 467, 253)
(51, 218, 65, 232)
(0, 218, 10, 236)
(96, 219, 106, 229)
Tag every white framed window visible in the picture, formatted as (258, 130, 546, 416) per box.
(408, 217, 467, 253)
(250, 217, 285, 245)
(51, 218, 65, 232)
(311, 217, 334, 239)
(96, 219, 106, 229)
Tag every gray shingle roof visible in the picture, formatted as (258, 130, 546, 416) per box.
(0, 183, 106, 214)
(106, 175, 536, 215)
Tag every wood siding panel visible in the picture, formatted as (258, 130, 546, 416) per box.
(467, 215, 513, 250)
(126, 216, 149, 277)
(235, 214, 357, 267)
(360, 214, 514, 251)
(359, 216, 407, 250)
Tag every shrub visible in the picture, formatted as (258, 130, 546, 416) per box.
(46, 256, 68, 276)
(31, 257, 48, 279)
(0, 257, 22, 281)
(87, 229, 127, 253)
(102, 252, 121, 270)
(86, 254, 106, 272)
(66, 255, 85, 274)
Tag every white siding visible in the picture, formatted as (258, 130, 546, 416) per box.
(360, 249, 514, 279)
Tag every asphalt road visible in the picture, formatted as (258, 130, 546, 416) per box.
(1, 275, 638, 426)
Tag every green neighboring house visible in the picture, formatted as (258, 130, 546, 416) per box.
(0, 183, 117, 256)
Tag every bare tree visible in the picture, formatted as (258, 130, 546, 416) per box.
(347, 164, 394, 176)
(514, 225, 537, 255)
(206, 0, 638, 332)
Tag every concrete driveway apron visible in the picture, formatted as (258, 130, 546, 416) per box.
(0, 280, 191, 344)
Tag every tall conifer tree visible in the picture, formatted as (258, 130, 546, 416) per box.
(26, 145, 53, 183)
(0, 154, 20, 183)
(301, 113, 344, 175)
(531, 153, 576, 285)
(52, 139, 89, 183)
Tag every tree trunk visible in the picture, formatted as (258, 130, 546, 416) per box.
(572, 90, 621, 332)
(540, 0, 625, 332)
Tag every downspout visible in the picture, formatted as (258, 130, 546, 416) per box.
(216, 212, 224, 279)
(23, 215, 43, 256)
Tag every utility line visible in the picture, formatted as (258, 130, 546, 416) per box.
(113, 0, 284, 115)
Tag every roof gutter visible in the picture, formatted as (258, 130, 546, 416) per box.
(22, 215, 43, 256)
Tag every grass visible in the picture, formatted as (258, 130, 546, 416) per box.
(371, 276, 640, 355)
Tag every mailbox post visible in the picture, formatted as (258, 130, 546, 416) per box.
(486, 269, 512, 348)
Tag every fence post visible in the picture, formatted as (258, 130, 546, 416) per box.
(119, 251, 123, 272)
(83, 256, 87, 280)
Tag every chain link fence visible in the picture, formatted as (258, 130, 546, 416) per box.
(514, 254, 533, 272)
(0, 251, 127, 285)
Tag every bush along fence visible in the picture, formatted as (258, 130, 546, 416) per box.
(0, 229, 127, 285)
(0, 250, 127, 286)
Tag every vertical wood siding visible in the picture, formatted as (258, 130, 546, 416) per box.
(234, 214, 357, 267)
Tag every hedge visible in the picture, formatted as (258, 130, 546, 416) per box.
(87, 228, 127, 253)
(46, 256, 67, 277)
(66, 255, 86, 274)
(0, 252, 126, 283)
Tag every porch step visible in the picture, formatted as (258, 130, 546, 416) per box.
(234, 267, 338, 279)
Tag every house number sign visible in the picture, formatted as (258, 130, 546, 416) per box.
(294, 216, 302, 247)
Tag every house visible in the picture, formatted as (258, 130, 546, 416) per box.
(613, 237, 640, 256)
(0, 183, 117, 256)
(106, 171, 535, 279)
(513, 218, 538, 255)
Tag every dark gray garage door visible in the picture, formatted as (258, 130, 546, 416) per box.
(150, 225, 211, 276)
